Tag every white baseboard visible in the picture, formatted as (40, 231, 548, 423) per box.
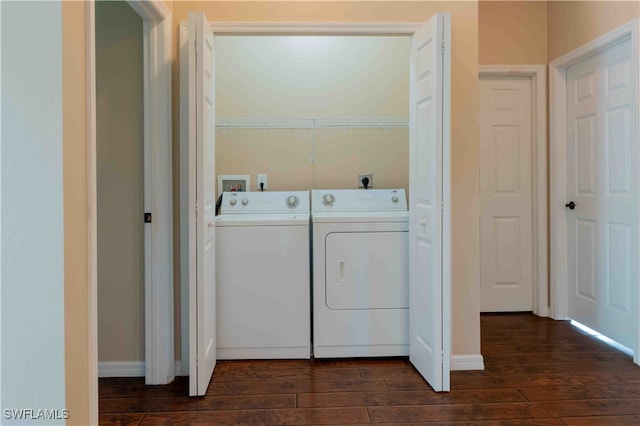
(99, 357, 484, 377)
(451, 354, 485, 371)
(174, 360, 183, 376)
(99, 360, 185, 378)
(98, 361, 145, 378)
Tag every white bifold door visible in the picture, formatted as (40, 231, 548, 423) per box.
(565, 37, 637, 349)
(186, 11, 217, 396)
(408, 12, 451, 392)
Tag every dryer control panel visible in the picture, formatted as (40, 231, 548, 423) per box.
(311, 189, 407, 212)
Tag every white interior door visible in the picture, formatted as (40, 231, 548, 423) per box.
(479, 77, 534, 312)
(566, 38, 637, 349)
(187, 11, 216, 396)
(408, 12, 451, 392)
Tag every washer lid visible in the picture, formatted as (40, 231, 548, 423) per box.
(216, 213, 309, 227)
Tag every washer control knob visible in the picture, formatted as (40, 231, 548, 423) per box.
(287, 195, 299, 208)
(229, 198, 237, 206)
(323, 194, 335, 206)
(241, 198, 249, 206)
(391, 195, 399, 203)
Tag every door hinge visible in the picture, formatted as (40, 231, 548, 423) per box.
(195, 39, 198, 52)
(144, 212, 152, 223)
(440, 40, 445, 54)
(195, 200, 198, 212)
(441, 351, 445, 364)
(441, 201, 444, 211)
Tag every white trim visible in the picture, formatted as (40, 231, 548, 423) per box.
(478, 65, 548, 317)
(126, 0, 169, 20)
(441, 12, 453, 389)
(550, 21, 637, 69)
(98, 362, 145, 378)
(549, 19, 640, 366)
(0, 0, 2, 411)
(179, 20, 190, 381)
(636, 20, 640, 369)
(210, 21, 423, 34)
(139, 4, 174, 386)
(179, 18, 456, 382)
(450, 355, 485, 371)
(174, 360, 183, 377)
(86, 2, 98, 424)
(98, 360, 184, 377)
(549, 62, 568, 322)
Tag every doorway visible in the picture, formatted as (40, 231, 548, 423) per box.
(94, 0, 175, 384)
(550, 20, 640, 365)
(477, 65, 548, 316)
(85, 0, 174, 420)
(179, 14, 452, 395)
(95, 0, 145, 379)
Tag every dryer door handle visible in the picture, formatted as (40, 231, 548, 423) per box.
(338, 260, 345, 282)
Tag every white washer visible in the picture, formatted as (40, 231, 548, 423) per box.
(215, 191, 310, 359)
(312, 189, 409, 358)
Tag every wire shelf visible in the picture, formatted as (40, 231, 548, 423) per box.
(215, 117, 409, 129)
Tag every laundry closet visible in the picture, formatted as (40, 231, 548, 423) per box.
(181, 12, 451, 396)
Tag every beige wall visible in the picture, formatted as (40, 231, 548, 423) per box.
(548, 1, 640, 62)
(215, 35, 410, 193)
(96, 1, 145, 362)
(216, 36, 410, 118)
(62, 1, 90, 424)
(217, 129, 410, 191)
(479, 1, 547, 65)
(172, 1, 481, 358)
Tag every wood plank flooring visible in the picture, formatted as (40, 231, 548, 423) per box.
(99, 313, 640, 425)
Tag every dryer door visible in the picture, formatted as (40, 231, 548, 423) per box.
(325, 231, 409, 310)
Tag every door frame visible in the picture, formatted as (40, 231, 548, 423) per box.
(549, 19, 640, 365)
(128, 0, 175, 386)
(178, 20, 456, 375)
(86, 0, 174, 417)
(478, 65, 548, 317)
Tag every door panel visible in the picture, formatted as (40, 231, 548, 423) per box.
(188, 11, 216, 397)
(409, 13, 450, 392)
(479, 78, 533, 312)
(566, 38, 636, 348)
(325, 232, 409, 310)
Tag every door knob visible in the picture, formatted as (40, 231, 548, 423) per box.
(565, 201, 576, 210)
(208, 221, 214, 227)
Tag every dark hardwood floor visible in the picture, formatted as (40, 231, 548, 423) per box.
(99, 313, 640, 425)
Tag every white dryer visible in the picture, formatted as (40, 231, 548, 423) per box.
(215, 191, 310, 359)
(311, 189, 409, 358)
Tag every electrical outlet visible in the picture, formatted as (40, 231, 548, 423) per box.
(257, 174, 267, 190)
(358, 173, 373, 189)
